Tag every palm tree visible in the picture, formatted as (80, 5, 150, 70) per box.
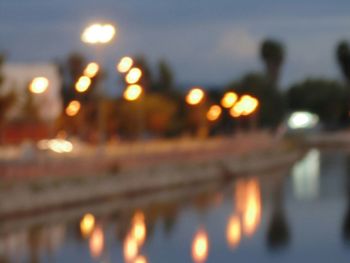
(336, 41, 350, 86)
(260, 39, 285, 88)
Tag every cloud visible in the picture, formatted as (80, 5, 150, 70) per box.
(216, 27, 259, 60)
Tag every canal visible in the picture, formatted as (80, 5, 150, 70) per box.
(1, 148, 350, 262)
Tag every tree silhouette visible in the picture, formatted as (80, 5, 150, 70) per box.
(260, 39, 285, 87)
(0, 54, 16, 143)
(336, 41, 350, 86)
(266, 175, 290, 250)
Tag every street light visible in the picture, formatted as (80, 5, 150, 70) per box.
(221, 92, 238, 109)
(75, 76, 92, 93)
(125, 67, 143, 84)
(81, 22, 116, 144)
(123, 84, 143, 101)
(81, 23, 116, 44)
(186, 87, 205, 105)
(29, 77, 49, 94)
(206, 105, 222, 122)
(84, 62, 99, 78)
(65, 100, 81, 117)
(117, 57, 134, 73)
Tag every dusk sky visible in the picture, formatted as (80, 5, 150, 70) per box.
(1, 0, 350, 88)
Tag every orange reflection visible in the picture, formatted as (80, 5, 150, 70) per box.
(89, 226, 104, 258)
(192, 229, 209, 263)
(226, 215, 241, 249)
(134, 255, 148, 263)
(131, 211, 147, 246)
(242, 179, 262, 237)
(80, 213, 95, 238)
(124, 234, 139, 262)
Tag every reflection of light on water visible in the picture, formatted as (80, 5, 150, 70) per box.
(124, 234, 139, 262)
(134, 255, 148, 263)
(89, 226, 104, 258)
(292, 149, 320, 200)
(80, 213, 95, 238)
(243, 180, 262, 237)
(226, 215, 241, 249)
(192, 229, 209, 263)
(131, 211, 147, 246)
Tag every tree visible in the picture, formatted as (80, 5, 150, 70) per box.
(336, 41, 350, 85)
(287, 78, 348, 128)
(260, 39, 285, 87)
(155, 60, 174, 93)
(0, 54, 16, 143)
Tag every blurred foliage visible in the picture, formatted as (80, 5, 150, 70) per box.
(115, 93, 177, 139)
(336, 41, 350, 85)
(286, 78, 349, 128)
(260, 39, 285, 87)
(18, 88, 40, 123)
(227, 73, 286, 129)
(0, 54, 17, 128)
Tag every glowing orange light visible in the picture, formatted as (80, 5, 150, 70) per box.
(226, 215, 241, 249)
(123, 234, 139, 262)
(192, 229, 209, 263)
(123, 84, 143, 101)
(221, 92, 238, 108)
(125, 67, 142, 84)
(134, 255, 148, 263)
(80, 213, 95, 238)
(235, 180, 247, 214)
(117, 56, 134, 73)
(65, 100, 81, 117)
(75, 76, 91, 93)
(186, 87, 205, 105)
(29, 77, 49, 94)
(84, 62, 99, 78)
(131, 211, 147, 246)
(230, 95, 259, 117)
(240, 95, 259, 116)
(89, 226, 104, 258)
(243, 179, 262, 237)
(206, 105, 222, 121)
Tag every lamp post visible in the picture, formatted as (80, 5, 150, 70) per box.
(81, 22, 116, 145)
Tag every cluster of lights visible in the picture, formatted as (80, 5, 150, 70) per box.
(229, 95, 259, 118)
(116, 56, 144, 101)
(185, 88, 259, 122)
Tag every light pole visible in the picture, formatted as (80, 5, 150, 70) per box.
(81, 22, 116, 145)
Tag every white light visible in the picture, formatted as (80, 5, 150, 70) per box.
(38, 139, 73, 153)
(288, 111, 319, 129)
